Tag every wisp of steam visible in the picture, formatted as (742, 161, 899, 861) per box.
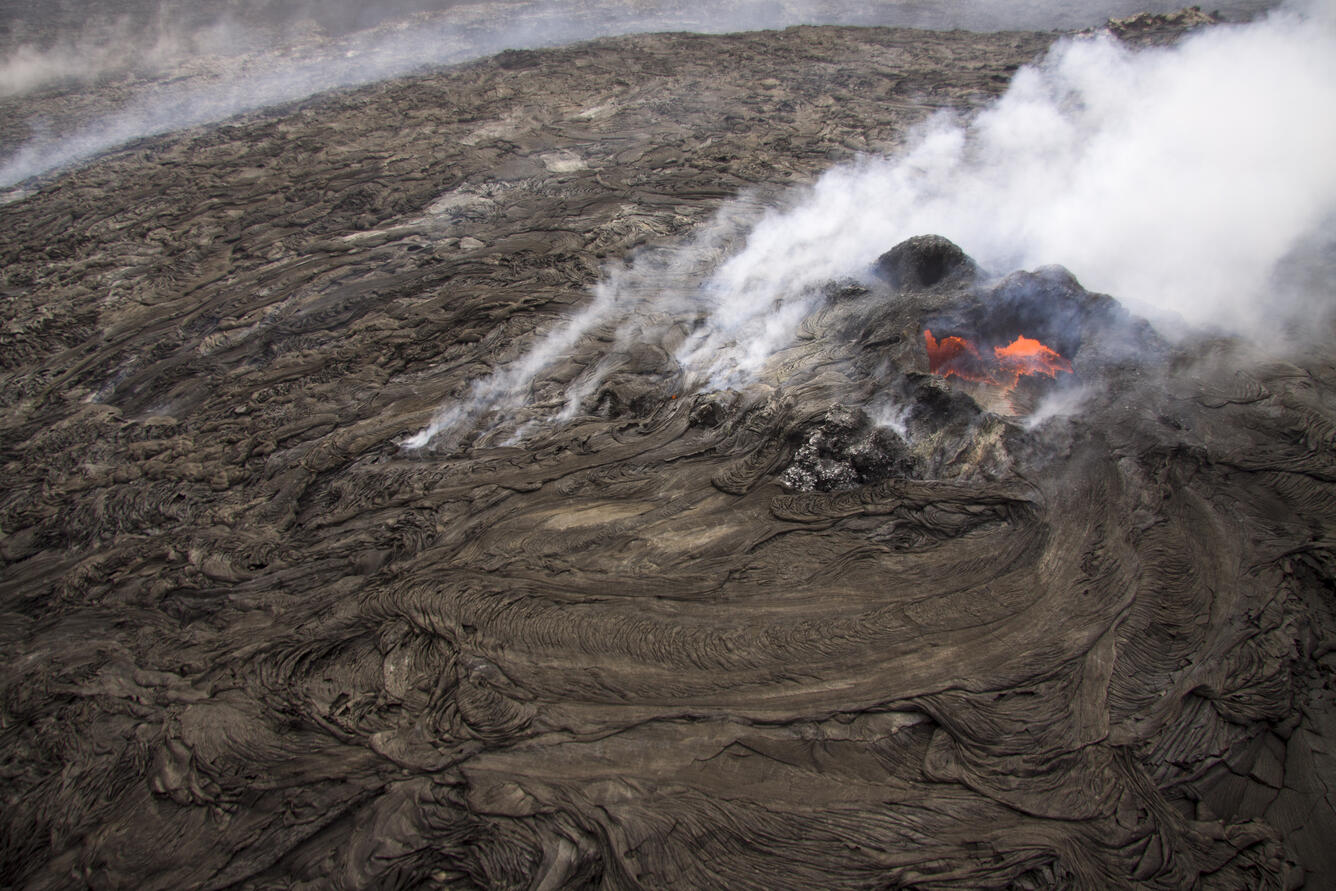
(0, 0, 1279, 190)
(403, 1, 1336, 449)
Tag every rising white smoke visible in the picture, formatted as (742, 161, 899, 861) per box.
(400, 287, 620, 450)
(403, 195, 770, 448)
(697, 1, 1336, 339)
(403, 1, 1336, 447)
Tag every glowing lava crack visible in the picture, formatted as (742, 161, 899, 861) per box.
(924, 330, 1075, 390)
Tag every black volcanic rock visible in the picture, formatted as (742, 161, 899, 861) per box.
(876, 233, 979, 291)
(1, 20, 1335, 891)
(780, 406, 913, 492)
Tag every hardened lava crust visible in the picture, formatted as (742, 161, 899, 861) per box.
(3, 19, 1335, 891)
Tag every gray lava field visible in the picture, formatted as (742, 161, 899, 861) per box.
(2, 10, 1335, 890)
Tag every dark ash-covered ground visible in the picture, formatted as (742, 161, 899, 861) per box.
(2, 17, 1335, 890)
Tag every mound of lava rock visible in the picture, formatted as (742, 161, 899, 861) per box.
(2, 21, 1335, 891)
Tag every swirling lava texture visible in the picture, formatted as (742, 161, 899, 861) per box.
(2, 22, 1335, 891)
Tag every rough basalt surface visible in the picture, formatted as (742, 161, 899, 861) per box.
(2, 22, 1335, 891)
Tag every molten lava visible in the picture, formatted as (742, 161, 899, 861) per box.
(924, 329, 1074, 389)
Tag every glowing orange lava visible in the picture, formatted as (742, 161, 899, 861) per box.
(924, 329, 1074, 389)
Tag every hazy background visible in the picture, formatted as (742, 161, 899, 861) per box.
(0, 0, 1280, 189)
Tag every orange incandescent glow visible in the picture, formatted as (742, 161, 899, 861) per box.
(924, 329, 1074, 390)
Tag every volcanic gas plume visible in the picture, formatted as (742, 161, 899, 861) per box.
(1, 4, 1335, 891)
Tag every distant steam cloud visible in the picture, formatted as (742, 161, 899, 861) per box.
(0, 0, 1278, 188)
(0, 11, 494, 187)
(405, 1, 1336, 448)
(0, 15, 256, 97)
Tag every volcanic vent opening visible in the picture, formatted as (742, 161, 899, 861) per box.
(906, 258, 1156, 419)
(923, 330, 1074, 390)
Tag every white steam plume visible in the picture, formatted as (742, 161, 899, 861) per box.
(400, 288, 619, 450)
(403, 197, 767, 448)
(697, 2, 1336, 336)
(403, 2, 1336, 448)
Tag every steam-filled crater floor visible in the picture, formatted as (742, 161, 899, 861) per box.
(3, 19, 1336, 891)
